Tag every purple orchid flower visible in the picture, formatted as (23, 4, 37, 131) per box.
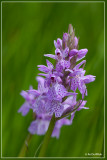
(69, 48, 88, 61)
(18, 24, 95, 139)
(18, 86, 38, 116)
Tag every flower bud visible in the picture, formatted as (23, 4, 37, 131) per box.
(74, 36, 78, 48)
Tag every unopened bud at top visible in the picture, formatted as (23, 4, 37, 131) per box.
(68, 24, 73, 35)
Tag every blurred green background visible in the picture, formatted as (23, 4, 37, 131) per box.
(2, 2, 104, 158)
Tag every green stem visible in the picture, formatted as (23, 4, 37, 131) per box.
(18, 133, 32, 157)
(38, 114, 56, 157)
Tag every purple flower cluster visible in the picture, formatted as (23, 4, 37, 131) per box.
(18, 25, 95, 138)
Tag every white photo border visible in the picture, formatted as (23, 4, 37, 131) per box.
(1, 1, 105, 159)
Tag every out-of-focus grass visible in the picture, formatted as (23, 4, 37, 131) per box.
(2, 2, 104, 157)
